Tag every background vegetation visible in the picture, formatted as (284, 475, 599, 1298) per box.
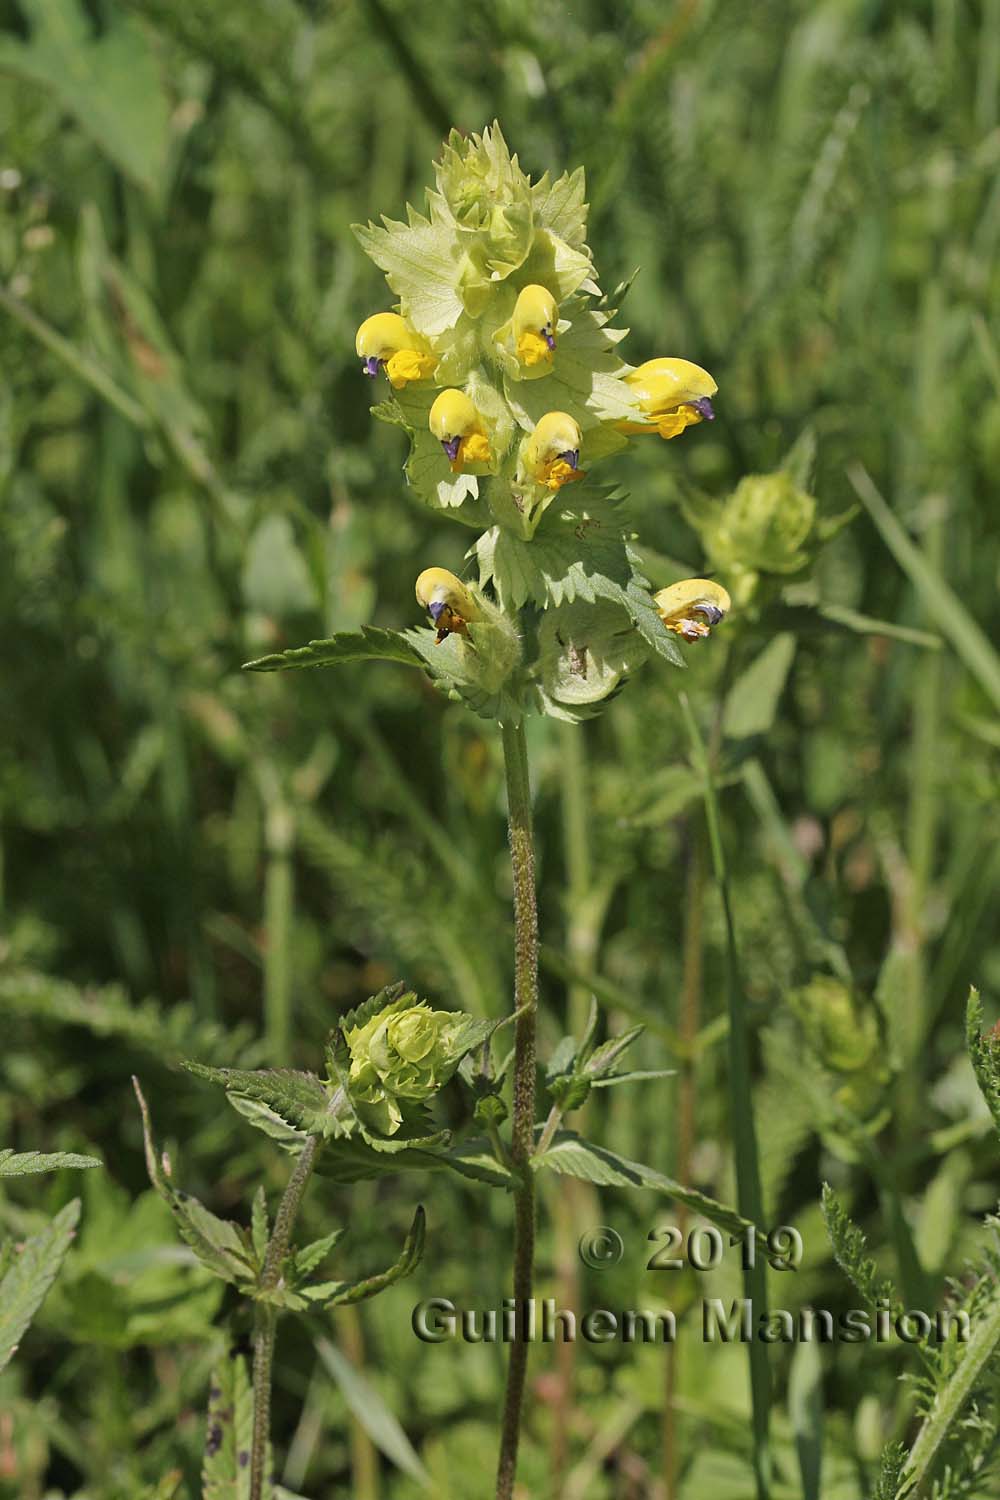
(2, 0, 1000, 1496)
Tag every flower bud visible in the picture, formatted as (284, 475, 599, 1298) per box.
(429, 389, 493, 472)
(653, 579, 731, 642)
(415, 567, 481, 643)
(511, 284, 559, 368)
(621, 357, 717, 439)
(523, 411, 585, 491)
(355, 312, 437, 388)
(345, 997, 477, 1135)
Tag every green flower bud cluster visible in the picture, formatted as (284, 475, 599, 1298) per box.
(681, 470, 850, 611)
(342, 987, 492, 1137)
(787, 975, 889, 1117)
(352, 123, 727, 722)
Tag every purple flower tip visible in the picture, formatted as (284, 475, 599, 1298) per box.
(428, 600, 447, 622)
(362, 356, 381, 378)
(558, 448, 579, 470)
(543, 330, 556, 351)
(694, 604, 725, 625)
(441, 437, 461, 462)
(686, 396, 715, 421)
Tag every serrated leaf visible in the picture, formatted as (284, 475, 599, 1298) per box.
(531, 1133, 754, 1240)
(182, 1063, 333, 1136)
(590, 1069, 676, 1088)
(133, 1079, 256, 1287)
(0, 1197, 80, 1373)
(440, 1138, 518, 1188)
(227, 1095, 309, 1151)
(325, 1205, 426, 1307)
(242, 626, 424, 674)
(585, 1025, 645, 1078)
(965, 988, 1000, 1141)
(353, 209, 464, 339)
(820, 1183, 901, 1314)
(202, 1352, 269, 1499)
(0, 1149, 101, 1176)
(292, 1227, 346, 1280)
(314, 1335, 431, 1489)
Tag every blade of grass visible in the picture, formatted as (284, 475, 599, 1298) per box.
(847, 463, 1000, 713)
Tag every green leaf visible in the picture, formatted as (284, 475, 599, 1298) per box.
(325, 1205, 426, 1307)
(133, 1080, 257, 1287)
(723, 634, 796, 739)
(182, 1062, 334, 1136)
(532, 1132, 756, 1240)
(820, 1183, 900, 1314)
(847, 463, 1000, 713)
(250, 1187, 269, 1263)
(0, 1149, 100, 1176)
(0, 1197, 80, 1373)
(242, 626, 424, 674)
(202, 1352, 269, 1499)
(0, 0, 169, 197)
(965, 988, 1000, 1142)
(313, 1335, 431, 1489)
(590, 1069, 676, 1088)
(292, 1228, 346, 1280)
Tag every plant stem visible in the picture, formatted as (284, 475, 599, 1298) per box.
(250, 1134, 319, 1500)
(496, 717, 539, 1500)
(680, 693, 771, 1500)
(663, 824, 706, 1500)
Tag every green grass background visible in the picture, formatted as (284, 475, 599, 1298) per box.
(2, 0, 1000, 1495)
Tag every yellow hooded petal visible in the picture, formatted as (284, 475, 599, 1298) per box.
(653, 578, 731, 641)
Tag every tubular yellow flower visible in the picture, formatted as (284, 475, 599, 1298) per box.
(524, 411, 585, 491)
(653, 579, 731, 642)
(621, 358, 718, 439)
(415, 567, 481, 643)
(355, 312, 437, 389)
(511, 284, 558, 368)
(429, 389, 492, 472)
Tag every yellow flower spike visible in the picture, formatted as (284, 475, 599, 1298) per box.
(621, 357, 718, 439)
(355, 312, 437, 388)
(524, 411, 586, 492)
(512, 284, 559, 368)
(428, 389, 492, 473)
(415, 567, 481, 644)
(653, 579, 731, 642)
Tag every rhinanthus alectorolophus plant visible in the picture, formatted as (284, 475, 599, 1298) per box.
(238, 123, 755, 1500)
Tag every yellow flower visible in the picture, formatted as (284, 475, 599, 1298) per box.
(415, 567, 480, 643)
(355, 312, 437, 389)
(429, 389, 492, 473)
(511, 284, 558, 368)
(653, 579, 731, 641)
(620, 358, 717, 439)
(523, 411, 586, 491)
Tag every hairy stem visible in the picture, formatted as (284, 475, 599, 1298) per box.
(496, 717, 539, 1500)
(250, 1134, 319, 1500)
